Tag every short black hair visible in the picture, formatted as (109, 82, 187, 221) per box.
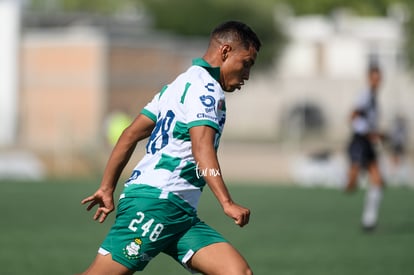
(368, 61, 381, 74)
(211, 21, 261, 52)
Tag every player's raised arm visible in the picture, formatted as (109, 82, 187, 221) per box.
(189, 125, 250, 227)
(81, 114, 155, 223)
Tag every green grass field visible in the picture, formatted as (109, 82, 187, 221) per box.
(1, 179, 413, 275)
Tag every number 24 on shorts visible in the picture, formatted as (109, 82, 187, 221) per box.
(128, 211, 164, 242)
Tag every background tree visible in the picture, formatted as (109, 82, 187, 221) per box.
(139, 0, 286, 70)
(29, 0, 125, 14)
(403, 2, 414, 69)
(27, 0, 414, 71)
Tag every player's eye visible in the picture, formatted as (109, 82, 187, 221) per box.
(243, 59, 254, 69)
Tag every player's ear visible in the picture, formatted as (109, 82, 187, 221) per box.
(220, 44, 232, 61)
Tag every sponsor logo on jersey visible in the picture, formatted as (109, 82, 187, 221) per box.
(197, 113, 218, 121)
(204, 83, 215, 92)
(199, 95, 216, 107)
(205, 107, 215, 113)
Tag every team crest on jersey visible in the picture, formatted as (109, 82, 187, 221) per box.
(218, 99, 226, 111)
(123, 238, 142, 260)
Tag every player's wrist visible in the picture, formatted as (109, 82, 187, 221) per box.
(220, 198, 234, 209)
(98, 183, 116, 193)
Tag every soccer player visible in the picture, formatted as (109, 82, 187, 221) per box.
(388, 114, 408, 167)
(345, 64, 385, 231)
(387, 114, 409, 186)
(78, 21, 261, 275)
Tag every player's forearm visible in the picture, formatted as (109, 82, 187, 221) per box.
(207, 175, 234, 209)
(100, 114, 155, 191)
(190, 126, 235, 208)
(100, 129, 138, 191)
(193, 144, 234, 208)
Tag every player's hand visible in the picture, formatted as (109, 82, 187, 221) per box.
(223, 202, 251, 227)
(81, 188, 115, 223)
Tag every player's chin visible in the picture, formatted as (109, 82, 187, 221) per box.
(225, 86, 241, 93)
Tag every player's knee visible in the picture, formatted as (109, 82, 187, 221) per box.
(231, 264, 253, 275)
(206, 262, 253, 275)
(245, 266, 254, 275)
(227, 255, 253, 275)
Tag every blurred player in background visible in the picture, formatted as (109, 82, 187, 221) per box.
(388, 114, 408, 167)
(77, 20, 261, 275)
(387, 114, 409, 185)
(345, 64, 385, 231)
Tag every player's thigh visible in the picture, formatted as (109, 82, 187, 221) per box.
(188, 242, 252, 275)
(81, 253, 134, 275)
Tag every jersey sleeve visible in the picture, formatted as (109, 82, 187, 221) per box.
(354, 91, 369, 112)
(140, 92, 161, 122)
(184, 82, 222, 131)
(352, 91, 370, 134)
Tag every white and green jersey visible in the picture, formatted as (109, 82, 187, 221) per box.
(125, 58, 226, 210)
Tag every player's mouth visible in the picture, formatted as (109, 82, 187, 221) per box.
(236, 81, 245, 90)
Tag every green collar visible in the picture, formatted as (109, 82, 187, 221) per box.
(192, 58, 220, 82)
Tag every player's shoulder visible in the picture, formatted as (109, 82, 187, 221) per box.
(169, 63, 223, 100)
(168, 65, 205, 89)
(187, 65, 223, 94)
(186, 65, 214, 83)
